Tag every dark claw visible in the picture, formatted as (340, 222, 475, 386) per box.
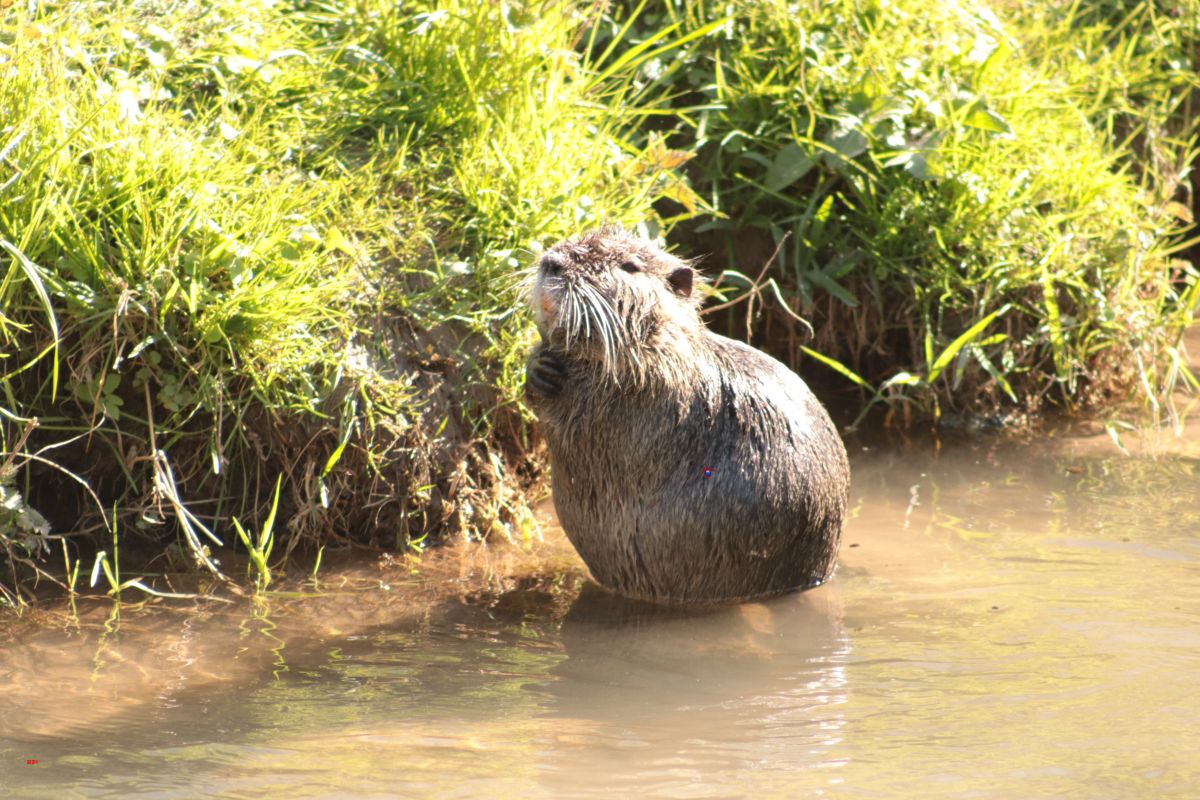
(526, 348, 568, 399)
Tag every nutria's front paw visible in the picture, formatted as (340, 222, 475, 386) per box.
(526, 347, 568, 400)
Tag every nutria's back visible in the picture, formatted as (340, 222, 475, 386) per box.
(525, 227, 849, 603)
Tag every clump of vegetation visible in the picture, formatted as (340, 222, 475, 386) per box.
(0, 0, 703, 601)
(1, 0, 1197, 601)
(638, 0, 1199, 421)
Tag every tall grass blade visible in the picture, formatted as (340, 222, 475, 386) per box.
(926, 304, 1012, 384)
(1, 240, 59, 401)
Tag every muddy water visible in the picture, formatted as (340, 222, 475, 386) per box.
(3, 413, 1200, 798)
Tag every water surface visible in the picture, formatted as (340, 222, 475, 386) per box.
(2, 409, 1199, 798)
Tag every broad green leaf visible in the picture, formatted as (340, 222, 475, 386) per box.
(765, 142, 814, 192)
(964, 104, 1013, 137)
(927, 303, 1012, 383)
(823, 250, 864, 279)
(806, 270, 859, 307)
(827, 128, 867, 160)
(904, 151, 936, 180)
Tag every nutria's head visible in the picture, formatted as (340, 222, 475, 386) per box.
(527, 226, 703, 377)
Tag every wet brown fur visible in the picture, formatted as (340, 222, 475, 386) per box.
(525, 226, 850, 603)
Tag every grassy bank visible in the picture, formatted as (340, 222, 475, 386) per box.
(636, 0, 1200, 421)
(0, 0, 708, 600)
(0, 0, 1197, 601)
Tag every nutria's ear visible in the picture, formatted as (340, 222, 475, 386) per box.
(667, 266, 694, 297)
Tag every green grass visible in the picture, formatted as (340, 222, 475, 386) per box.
(0, 0, 1197, 601)
(635, 0, 1200, 420)
(0, 0, 704, 602)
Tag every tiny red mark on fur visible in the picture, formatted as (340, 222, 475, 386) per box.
(26, 759, 38, 765)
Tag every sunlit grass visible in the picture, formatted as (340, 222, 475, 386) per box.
(646, 0, 1199, 419)
(0, 0, 700, 601)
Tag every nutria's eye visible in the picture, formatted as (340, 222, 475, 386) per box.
(619, 261, 642, 274)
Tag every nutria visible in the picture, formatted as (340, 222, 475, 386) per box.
(524, 226, 849, 603)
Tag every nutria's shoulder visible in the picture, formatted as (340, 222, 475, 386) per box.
(703, 332, 803, 385)
(701, 332, 829, 413)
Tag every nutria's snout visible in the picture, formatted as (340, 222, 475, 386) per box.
(531, 252, 566, 335)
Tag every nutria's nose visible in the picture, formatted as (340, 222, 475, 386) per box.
(540, 252, 565, 277)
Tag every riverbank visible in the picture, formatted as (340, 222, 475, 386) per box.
(1, 0, 1197, 601)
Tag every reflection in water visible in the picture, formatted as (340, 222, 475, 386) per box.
(2, 418, 1200, 798)
(540, 584, 850, 797)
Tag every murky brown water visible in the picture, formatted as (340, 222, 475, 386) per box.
(3, 402, 1200, 797)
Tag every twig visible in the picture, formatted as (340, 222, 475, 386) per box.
(702, 231, 790, 316)
(0, 417, 38, 477)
